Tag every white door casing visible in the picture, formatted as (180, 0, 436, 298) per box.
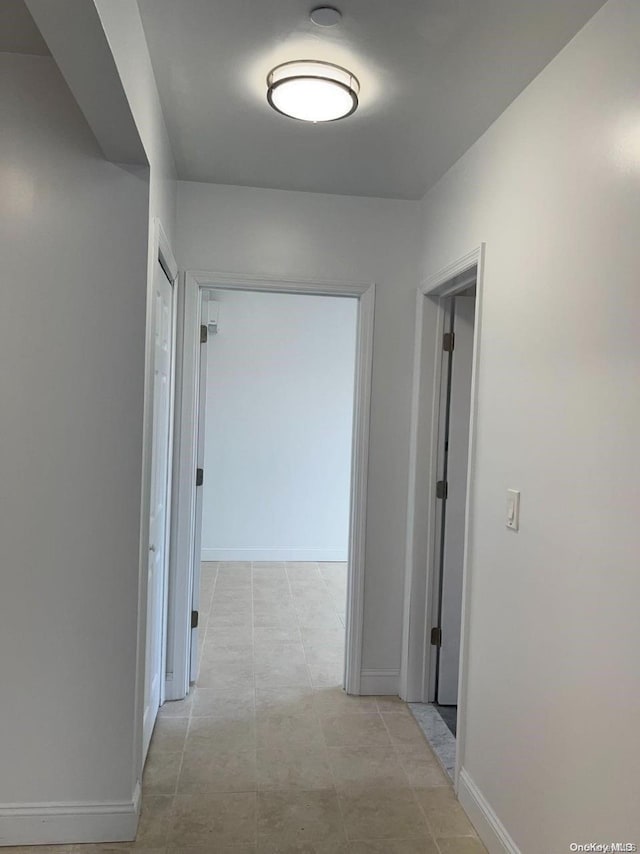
(189, 294, 209, 683)
(142, 259, 175, 759)
(170, 272, 375, 698)
(400, 243, 485, 790)
(438, 295, 475, 705)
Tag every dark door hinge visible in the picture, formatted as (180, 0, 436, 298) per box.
(436, 480, 448, 500)
(200, 324, 208, 344)
(443, 331, 455, 352)
(196, 467, 204, 487)
(430, 626, 442, 647)
(191, 610, 199, 629)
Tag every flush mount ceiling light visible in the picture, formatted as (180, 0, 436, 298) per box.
(266, 60, 360, 123)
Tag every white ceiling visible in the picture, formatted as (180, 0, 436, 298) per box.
(138, 0, 604, 199)
(0, 0, 49, 56)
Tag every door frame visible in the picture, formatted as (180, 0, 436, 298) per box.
(167, 270, 375, 699)
(134, 218, 178, 779)
(399, 244, 485, 789)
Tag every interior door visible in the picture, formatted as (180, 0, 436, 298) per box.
(189, 293, 209, 682)
(437, 294, 475, 706)
(143, 259, 175, 758)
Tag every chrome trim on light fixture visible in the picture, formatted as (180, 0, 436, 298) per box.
(266, 59, 360, 122)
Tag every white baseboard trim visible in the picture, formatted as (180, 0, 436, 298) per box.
(0, 783, 140, 847)
(458, 767, 520, 854)
(359, 669, 400, 695)
(201, 548, 348, 562)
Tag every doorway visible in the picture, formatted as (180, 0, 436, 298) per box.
(194, 287, 357, 690)
(167, 272, 375, 701)
(142, 222, 178, 760)
(400, 245, 484, 787)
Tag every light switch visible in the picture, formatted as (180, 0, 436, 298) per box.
(506, 489, 520, 531)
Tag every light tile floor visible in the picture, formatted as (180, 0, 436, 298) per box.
(5, 562, 485, 854)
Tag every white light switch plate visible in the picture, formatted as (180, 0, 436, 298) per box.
(506, 489, 520, 531)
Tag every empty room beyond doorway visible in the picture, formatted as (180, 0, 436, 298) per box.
(197, 559, 348, 695)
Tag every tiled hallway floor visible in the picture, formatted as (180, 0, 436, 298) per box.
(5, 562, 485, 853)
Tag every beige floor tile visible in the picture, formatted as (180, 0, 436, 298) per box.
(169, 847, 256, 854)
(397, 754, 449, 789)
(254, 659, 311, 688)
(436, 838, 487, 853)
(293, 603, 343, 630)
(375, 696, 411, 714)
(303, 645, 344, 667)
(257, 744, 333, 791)
(206, 624, 256, 645)
(349, 840, 439, 853)
(187, 715, 256, 749)
(299, 627, 345, 646)
(197, 660, 254, 691)
(0, 848, 75, 853)
(135, 794, 174, 847)
(311, 687, 377, 716)
(255, 684, 316, 717)
(327, 746, 410, 791)
(169, 846, 256, 854)
(150, 718, 189, 753)
(339, 787, 428, 841)
(393, 740, 442, 762)
(178, 746, 257, 793)
(199, 643, 253, 666)
(253, 608, 298, 630)
(308, 662, 344, 688)
(191, 686, 255, 719)
(208, 612, 253, 629)
(69, 847, 166, 853)
(143, 750, 182, 794)
(254, 641, 307, 663)
(320, 713, 391, 748)
(382, 712, 430, 747)
(289, 582, 331, 601)
(414, 788, 477, 839)
(256, 712, 324, 750)
(170, 792, 256, 847)
(215, 578, 253, 591)
(253, 625, 302, 645)
(258, 844, 336, 853)
(158, 695, 193, 719)
(257, 789, 346, 848)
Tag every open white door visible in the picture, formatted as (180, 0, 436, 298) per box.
(142, 258, 175, 758)
(437, 295, 475, 706)
(189, 293, 210, 682)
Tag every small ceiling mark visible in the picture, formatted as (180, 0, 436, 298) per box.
(310, 6, 342, 27)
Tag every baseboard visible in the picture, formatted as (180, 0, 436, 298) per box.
(201, 548, 348, 562)
(458, 767, 521, 854)
(0, 783, 140, 846)
(359, 669, 400, 695)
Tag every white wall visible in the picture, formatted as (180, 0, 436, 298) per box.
(417, 0, 640, 849)
(0, 51, 149, 840)
(177, 182, 420, 690)
(0, 2, 177, 843)
(89, 0, 179, 791)
(201, 289, 357, 562)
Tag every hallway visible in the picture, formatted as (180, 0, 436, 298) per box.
(135, 561, 485, 851)
(4, 562, 484, 852)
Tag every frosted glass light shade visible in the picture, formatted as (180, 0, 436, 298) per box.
(267, 60, 359, 122)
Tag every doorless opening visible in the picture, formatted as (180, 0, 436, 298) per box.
(192, 287, 357, 693)
(167, 272, 375, 701)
